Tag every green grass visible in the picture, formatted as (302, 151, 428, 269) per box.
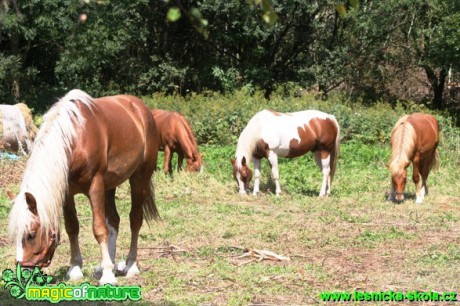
(0, 140, 459, 305)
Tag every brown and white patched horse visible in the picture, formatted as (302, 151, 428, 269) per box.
(231, 109, 340, 196)
(387, 113, 439, 204)
(8, 89, 160, 285)
(152, 109, 203, 175)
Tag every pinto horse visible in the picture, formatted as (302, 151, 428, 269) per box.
(8, 89, 160, 285)
(0, 103, 37, 154)
(231, 109, 340, 196)
(152, 109, 203, 175)
(387, 113, 439, 204)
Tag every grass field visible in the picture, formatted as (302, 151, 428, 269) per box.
(0, 140, 459, 305)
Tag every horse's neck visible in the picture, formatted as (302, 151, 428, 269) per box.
(175, 117, 199, 158)
(390, 124, 415, 169)
(235, 139, 254, 166)
(176, 127, 197, 159)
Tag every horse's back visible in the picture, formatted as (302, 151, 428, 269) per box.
(151, 109, 187, 147)
(407, 113, 439, 149)
(70, 95, 158, 191)
(253, 109, 338, 157)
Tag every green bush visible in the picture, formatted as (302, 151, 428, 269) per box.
(143, 90, 459, 148)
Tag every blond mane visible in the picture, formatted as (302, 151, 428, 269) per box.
(8, 89, 94, 242)
(388, 115, 415, 177)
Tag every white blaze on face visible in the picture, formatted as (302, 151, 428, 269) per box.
(237, 171, 246, 194)
(16, 239, 24, 262)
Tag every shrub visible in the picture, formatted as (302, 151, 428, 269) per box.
(143, 90, 459, 148)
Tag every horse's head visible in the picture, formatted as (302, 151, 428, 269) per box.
(187, 153, 204, 173)
(11, 192, 60, 268)
(231, 156, 252, 194)
(388, 161, 410, 203)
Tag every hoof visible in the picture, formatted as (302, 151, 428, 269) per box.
(67, 266, 83, 281)
(116, 260, 140, 278)
(94, 266, 102, 280)
(99, 270, 117, 285)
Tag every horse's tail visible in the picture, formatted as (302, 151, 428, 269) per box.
(430, 147, 440, 171)
(330, 115, 341, 183)
(143, 180, 160, 224)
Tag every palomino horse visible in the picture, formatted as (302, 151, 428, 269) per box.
(0, 103, 37, 154)
(151, 109, 203, 175)
(8, 89, 160, 285)
(387, 113, 439, 204)
(231, 109, 340, 196)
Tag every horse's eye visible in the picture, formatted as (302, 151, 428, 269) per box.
(27, 232, 36, 241)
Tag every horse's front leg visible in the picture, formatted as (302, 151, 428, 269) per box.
(252, 158, 261, 195)
(268, 151, 282, 195)
(163, 146, 172, 175)
(88, 175, 116, 285)
(177, 151, 184, 172)
(63, 195, 83, 280)
(105, 189, 119, 265)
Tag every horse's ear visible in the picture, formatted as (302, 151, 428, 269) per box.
(241, 156, 247, 166)
(25, 192, 38, 215)
(385, 163, 389, 168)
(230, 158, 235, 165)
(6, 191, 15, 201)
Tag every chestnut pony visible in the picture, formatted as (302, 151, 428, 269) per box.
(387, 113, 439, 204)
(151, 109, 203, 175)
(231, 109, 340, 196)
(8, 89, 160, 285)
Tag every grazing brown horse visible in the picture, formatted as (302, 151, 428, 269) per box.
(0, 103, 37, 154)
(8, 89, 160, 285)
(387, 113, 439, 204)
(152, 109, 203, 175)
(231, 109, 340, 196)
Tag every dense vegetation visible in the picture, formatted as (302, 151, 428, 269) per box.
(1, 95, 459, 305)
(1, 0, 460, 112)
(145, 89, 459, 147)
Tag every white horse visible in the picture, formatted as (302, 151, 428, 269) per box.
(0, 103, 37, 154)
(231, 109, 340, 196)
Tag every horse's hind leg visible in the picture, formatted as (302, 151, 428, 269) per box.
(63, 196, 83, 280)
(314, 151, 331, 197)
(412, 154, 423, 204)
(120, 173, 150, 277)
(418, 153, 435, 203)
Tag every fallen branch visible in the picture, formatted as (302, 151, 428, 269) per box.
(231, 247, 291, 263)
(139, 245, 187, 253)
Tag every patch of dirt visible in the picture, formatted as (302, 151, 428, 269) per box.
(0, 158, 26, 191)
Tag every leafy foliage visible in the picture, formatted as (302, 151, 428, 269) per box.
(147, 89, 458, 146)
(0, 0, 459, 109)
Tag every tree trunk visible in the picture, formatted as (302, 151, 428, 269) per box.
(423, 66, 447, 110)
